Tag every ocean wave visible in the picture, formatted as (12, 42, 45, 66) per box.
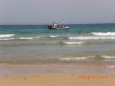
(102, 55, 115, 59)
(0, 38, 15, 40)
(19, 37, 40, 40)
(58, 57, 88, 61)
(48, 35, 59, 38)
(68, 36, 115, 40)
(62, 41, 84, 45)
(19, 35, 67, 40)
(1, 36, 41, 40)
(0, 34, 15, 38)
(58, 55, 115, 61)
(92, 32, 115, 36)
(19, 36, 60, 40)
(50, 41, 84, 45)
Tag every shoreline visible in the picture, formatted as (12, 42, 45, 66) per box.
(0, 63, 115, 75)
(0, 61, 115, 86)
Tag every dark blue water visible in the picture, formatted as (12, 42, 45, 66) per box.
(1, 24, 115, 35)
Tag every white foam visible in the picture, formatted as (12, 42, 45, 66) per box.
(102, 55, 115, 59)
(59, 55, 115, 61)
(0, 34, 15, 38)
(49, 35, 58, 38)
(69, 36, 115, 40)
(63, 41, 83, 45)
(19, 37, 40, 40)
(0, 38, 15, 40)
(59, 57, 88, 61)
(92, 32, 115, 36)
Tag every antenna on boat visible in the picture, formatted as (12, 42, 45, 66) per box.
(62, 19, 65, 24)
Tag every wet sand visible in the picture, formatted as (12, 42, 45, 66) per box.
(0, 63, 115, 75)
(0, 64, 115, 86)
(0, 73, 115, 86)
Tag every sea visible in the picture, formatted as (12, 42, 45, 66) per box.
(0, 23, 115, 65)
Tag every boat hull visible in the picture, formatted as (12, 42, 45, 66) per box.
(48, 26, 69, 30)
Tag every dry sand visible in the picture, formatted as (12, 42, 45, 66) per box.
(0, 73, 115, 86)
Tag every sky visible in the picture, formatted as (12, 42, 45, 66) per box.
(0, 0, 115, 24)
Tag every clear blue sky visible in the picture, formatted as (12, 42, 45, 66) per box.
(0, 0, 115, 24)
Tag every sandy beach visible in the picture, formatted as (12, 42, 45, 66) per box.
(0, 64, 115, 86)
(0, 73, 115, 86)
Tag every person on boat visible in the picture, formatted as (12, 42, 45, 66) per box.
(52, 22, 57, 28)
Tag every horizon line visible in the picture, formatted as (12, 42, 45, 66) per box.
(0, 22, 115, 25)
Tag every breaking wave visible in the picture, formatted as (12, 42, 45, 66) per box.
(51, 41, 84, 45)
(62, 41, 84, 45)
(68, 36, 115, 40)
(92, 32, 115, 36)
(0, 38, 15, 40)
(59, 57, 88, 61)
(102, 55, 115, 59)
(19, 36, 40, 40)
(58, 55, 115, 61)
(1, 34, 115, 41)
(69, 32, 115, 40)
(0, 34, 15, 40)
(0, 34, 15, 38)
(48, 35, 59, 38)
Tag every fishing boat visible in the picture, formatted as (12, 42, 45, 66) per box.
(48, 22, 69, 30)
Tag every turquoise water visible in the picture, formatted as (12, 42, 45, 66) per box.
(0, 24, 115, 64)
